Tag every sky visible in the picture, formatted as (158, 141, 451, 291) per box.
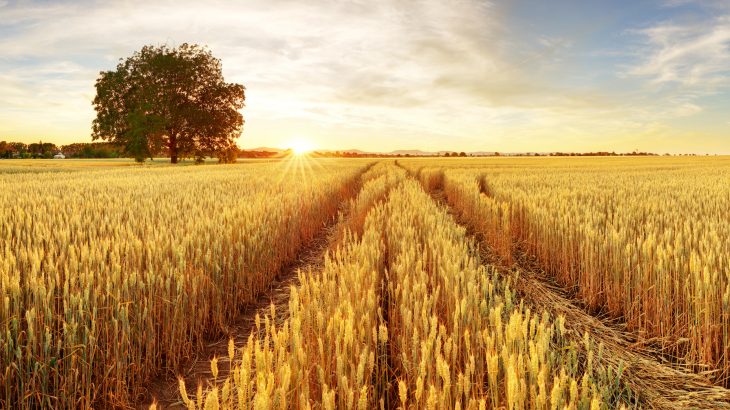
(0, 0, 729, 154)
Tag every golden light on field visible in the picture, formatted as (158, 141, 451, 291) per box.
(276, 138, 321, 185)
(5, 157, 730, 409)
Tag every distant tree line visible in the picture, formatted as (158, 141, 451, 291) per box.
(313, 151, 412, 158)
(0, 141, 127, 159)
(0, 140, 294, 161)
(311, 150, 670, 158)
(59, 142, 125, 158)
(0, 142, 693, 160)
(313, 151, 472, 158)
(548, 151, 659, 157)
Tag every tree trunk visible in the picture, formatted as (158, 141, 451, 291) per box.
(169, 133, 178, 164)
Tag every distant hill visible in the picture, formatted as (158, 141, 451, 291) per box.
(339, 149, 368, 154)
(242, 146, 286, 152)
(389, 149, 438, 156)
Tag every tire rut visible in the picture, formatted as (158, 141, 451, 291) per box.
(140, 221, 337, 409)
(138, 165, 375, 409)
(400, 163, 730, 409)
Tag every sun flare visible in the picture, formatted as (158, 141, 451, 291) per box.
(289, 138, 314, 155)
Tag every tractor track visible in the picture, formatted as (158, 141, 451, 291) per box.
(399, 162, 730, 409)
(137, 163, 376, 409)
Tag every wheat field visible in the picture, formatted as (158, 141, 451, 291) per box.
(0, 160, 365, 408)
(401, 157, 730, 386)
(2, 156, 729, 409)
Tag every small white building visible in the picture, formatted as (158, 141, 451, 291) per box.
(53, 152, 65, 159)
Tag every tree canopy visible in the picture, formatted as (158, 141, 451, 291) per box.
(92, 43, 245, 163)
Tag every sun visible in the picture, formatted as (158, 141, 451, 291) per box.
(289, 138, 314, 155)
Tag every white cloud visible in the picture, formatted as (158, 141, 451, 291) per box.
(663, 0, 696, 7)
(663, 0, 730, 10)
(669, 101, 703, 117)
(629, 15, 730, 88)
(620, 11, 730, 129)
(0, 0, 726, 152)
(0, 0, 523, 143)
(0, 0, 600, 149)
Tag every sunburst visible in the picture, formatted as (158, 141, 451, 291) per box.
(289, 138, 314, 156)
(275, 137, 322, 183)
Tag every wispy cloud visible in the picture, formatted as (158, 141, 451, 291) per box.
(0, 0, 727, 153)
(0, 0, 514, 140)
(1, 0, 583, 148)
(628, 15, 730, 88)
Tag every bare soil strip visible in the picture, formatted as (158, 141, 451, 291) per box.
(137, 165, 375, 409)
(138, 163, 730, 409)
(139, 206, 343, 409)
(424, 179, 730, 409)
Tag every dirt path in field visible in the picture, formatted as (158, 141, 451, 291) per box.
(138, 166, 373, 409)
(405, 165, 730, 409)
(140, 221, 336, 409)
(511, 255, 730, 409)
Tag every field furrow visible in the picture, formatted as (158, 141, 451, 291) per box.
(5, 157, 729, 409)
(0, 160, 370, 409)
(190, 164, 632, 409)
(404, 162, 730, 409)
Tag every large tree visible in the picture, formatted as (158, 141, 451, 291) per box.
(92, 43, 245, 163)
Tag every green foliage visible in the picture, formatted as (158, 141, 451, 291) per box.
(60, 142, 123, 159)
(92, 43, 246, 163)
(0, 141, 24, 158)
(217, 143, 239, 164)
(26, 141, 58, 158)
